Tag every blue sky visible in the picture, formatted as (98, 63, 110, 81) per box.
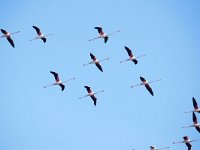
(0, 0, 200, 150)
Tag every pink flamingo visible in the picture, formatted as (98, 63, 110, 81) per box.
(1, 29, 20, 48)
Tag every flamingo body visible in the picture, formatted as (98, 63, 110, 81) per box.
(124, 46, 138, 64)
(1, 29, 15, 47)
(94, 27, 108, 43)
(84, 86, 97, 106)
(140, 76, 154, 96)
(50, 71, 65, 91)
(32, 26, 47, 43)
(90, 53, 103, 72)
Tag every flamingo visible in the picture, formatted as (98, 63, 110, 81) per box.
(1, 29, 20, 48)
(83, 53, 109, 72)
(173, 136, 200, 150)
(44, 71, 75, 91)
(131, 76, 161, 96)
(150, 145, 169, 150)
(120, 46, 146, 64)
(79, 86, 104, 106)
(89, 26, 120, 43)
(30, 26, 53, 43)
(182, 112, 200, 133)
(185, 97, 200, 113)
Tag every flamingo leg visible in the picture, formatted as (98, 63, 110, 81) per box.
(99, 57, 109, 63)
(157, 147, 170, 150)
(43, 83, 56, 88)
(120, 59, 130, 63)
(62, 78, 76, 84)
(88, 36, 101, 42)
(136, 54, 146, 59)
(107, 30, 120, 36)
(83, 61, 94, 66)
(79, 95, 89, 99)
(93, 90, 104, 95)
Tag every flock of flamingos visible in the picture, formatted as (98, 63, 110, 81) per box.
(1, 26, 199, 150)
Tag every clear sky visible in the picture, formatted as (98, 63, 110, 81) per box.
(0, 0, 200, 150)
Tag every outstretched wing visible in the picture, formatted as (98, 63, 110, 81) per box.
(95, 63, 103, 72)
(193, 97, 199, 109)
(32, 26, 42, 35)
(59, 84, 65, 91)
(84, 86, 92, 93)
(91, 95, 97, 106)
(124, 46, 133, 57)
(193, 112, 198, 123)
(50, 71, 60, 82)
(41, 37, 46, 43)
(132, 59, 138, 64)
(1, 29, 8, 34)
(145, 84, 154, 96)
(140, 76, 146, 82)
(94, 27, 103, 34)
(7, 37, 15, 48)
(186, 143, 192, 150)
(104, 36, 108, 43)
(90, 53, 96, 60)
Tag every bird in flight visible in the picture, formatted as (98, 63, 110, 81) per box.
(1, 29, 20, 48)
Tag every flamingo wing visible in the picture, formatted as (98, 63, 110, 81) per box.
(32, 26, 41, 35)
(186, 143, 192, 150)
(41, 37, 46, 43)
(95, 63, 103, 72)
(145, 84, 154, 96)
(104, 36, 108, 43)
(7, 37, 15, 47)
(132, 59, 138, 64)
(90, 53, 96, 60)
(1, 29, 8, 34)
(183, 136, 189, 141)
(94, 27, 103, 34)
(84, 86, 92, 93)
(193, 97, 199, 109)
(195, 126, 200, 133)
(140, 76, 146, 82)
(91, 95, 97, 106)
(59, 84, 65, 91)
(124, 46, 133, 57)
(193, 112, 198, 123)
(50, 71, 60, 82)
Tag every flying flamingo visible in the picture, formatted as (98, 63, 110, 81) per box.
(131, 76, 161, 96)
(185, 97, 200, 113)
(79, 86, 104, 106)
(120, 46, 146, 64)
(30, 26, 53, 43)
(173, 136, 200, 150)
(89, 26, 120, 43)
(150, 145, 169, 150)
(182, 112, 200, 133)
(83, 53, 109, 72)
(44, 71, 75, 91)
(1, 29, 20, 48)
